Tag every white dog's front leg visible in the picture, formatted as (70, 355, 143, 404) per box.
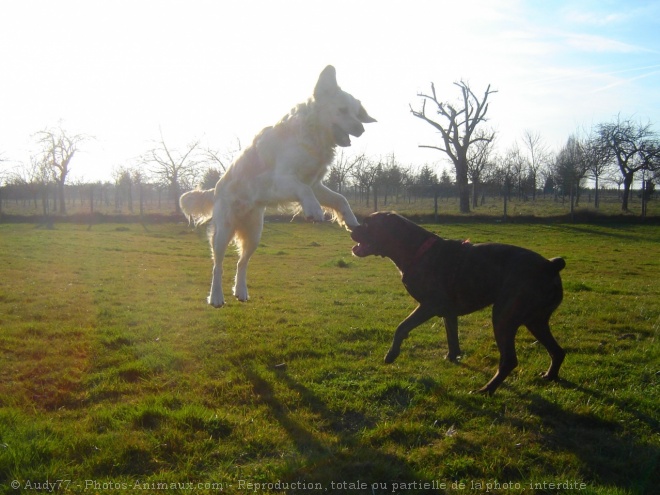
(293, 183, 324, 221)
(274, 175, 324, 221)
(301, 192, 325, 222)
(313, 183, 359, 229)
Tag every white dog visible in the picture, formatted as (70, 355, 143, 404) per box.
(180, 65, 376, 307)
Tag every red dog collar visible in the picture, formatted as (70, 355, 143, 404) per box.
(406, 236, 439, 271)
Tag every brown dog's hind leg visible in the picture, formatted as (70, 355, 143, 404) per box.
(476, 320, 519, 395)
(385, 304, 436, 364)
(443, 315, 462, 362)
(525, 318, 565, 381)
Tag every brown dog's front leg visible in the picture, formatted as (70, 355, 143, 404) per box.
(443, 315, 462, 362)
(385, 304, 436, 363)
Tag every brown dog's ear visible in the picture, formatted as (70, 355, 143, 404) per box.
(314, 65, 339, 98)
(357, 103, 377, 123)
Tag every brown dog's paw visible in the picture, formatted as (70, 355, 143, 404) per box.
(540, 371, 560, 381)
(384, 349, 400, 364)
(445, 352, 462, 363)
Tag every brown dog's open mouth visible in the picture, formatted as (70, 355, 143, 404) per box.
(351, 226, 377, 257)
(352, 242, 372, 257)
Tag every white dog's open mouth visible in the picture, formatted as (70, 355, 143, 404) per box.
(332, 124, 352, 147)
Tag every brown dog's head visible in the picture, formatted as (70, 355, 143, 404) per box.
(351, 212, 421, 259)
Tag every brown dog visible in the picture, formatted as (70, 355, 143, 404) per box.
(351, 212, 566, 394)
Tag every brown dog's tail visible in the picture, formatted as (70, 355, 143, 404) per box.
(547, 257, 566, 273)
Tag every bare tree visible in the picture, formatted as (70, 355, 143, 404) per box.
(494, 142, 528, 203)
(510, 143, 530, 200)
(554, 135, 589, 217)
(351, 159, 381, 209)
(204, 136, 242, 175)
(378, 153, 407, 205)
(15, 156, 54, 217)
(596, 116, 657, 211)
(112, 166, 134, 213)
(329, 150, 366, 194)
(637, 139, 660, 217)
(34, 125, 87, 214)
(579, 132, 613, 209)
(132, 167, 149, 216)
(492, 151, 516, 219)
(411, 80, 497, 213)
(0, 154, 8, 215)
(146, 131, 202, 214)
(521, 130, 549, 201)
(467, 129, 496, 208)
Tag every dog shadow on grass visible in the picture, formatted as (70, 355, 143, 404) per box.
(448, 375, 659, 493)
(241, 364, 433, 493)
(526, 387, 657, 493)
(240, 357, 657, 493)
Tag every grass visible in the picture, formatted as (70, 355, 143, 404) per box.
(0, 218, 658, 494)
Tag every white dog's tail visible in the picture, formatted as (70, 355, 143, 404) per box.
(180, 188, 215, 225)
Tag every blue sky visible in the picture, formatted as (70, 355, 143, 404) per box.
(1, 0, 659, 182)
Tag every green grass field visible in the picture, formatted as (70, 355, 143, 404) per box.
(0, 219, 658, 494)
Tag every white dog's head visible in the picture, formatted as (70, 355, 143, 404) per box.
(313, 65, 377, 147)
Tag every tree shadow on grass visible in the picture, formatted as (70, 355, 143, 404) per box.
(547, 223, 660, 243)
(241, 364, 438, 494)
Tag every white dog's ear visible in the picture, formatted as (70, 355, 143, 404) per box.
(314, 65, 339, 98)
(357, 103, 377, 123)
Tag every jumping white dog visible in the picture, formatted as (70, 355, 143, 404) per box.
(180, 65, 376, 307)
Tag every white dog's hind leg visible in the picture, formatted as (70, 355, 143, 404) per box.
(208, 219, 234, 308)
(313, 183, 359, 229)
(233, 207, 265, 302)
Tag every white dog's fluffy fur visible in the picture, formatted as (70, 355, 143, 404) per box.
(180, 65, 375, 307)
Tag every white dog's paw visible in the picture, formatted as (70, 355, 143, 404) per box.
(309, 210, 325, 223)
(206, 296, 225, 308)
(233, 284, 249, 302)
(344, 215, 360, 231)
(208, 293, 225, 308)
(302, 203, 325, 222)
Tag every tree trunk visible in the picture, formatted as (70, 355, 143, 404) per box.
(621, 172, 634, 211)
(456, 161, 470, 214)
(594, 176, 600, 209)
(502, 191, 508, 220)
(570, 185, 575, 222)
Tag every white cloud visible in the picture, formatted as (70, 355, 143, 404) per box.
(563, 33, 647, 53)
